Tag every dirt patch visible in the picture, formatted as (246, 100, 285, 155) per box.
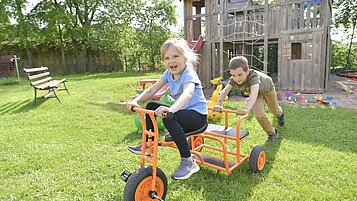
(204, 73, 357, 110)
(277, 74, 357, 110)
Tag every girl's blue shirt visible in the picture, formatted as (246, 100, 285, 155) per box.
(161, 65, 207, 115)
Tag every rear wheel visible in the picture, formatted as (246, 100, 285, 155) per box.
(249, 145, 266, 173)
(124, 166, 167, 201)
(188, 136, 204, 152)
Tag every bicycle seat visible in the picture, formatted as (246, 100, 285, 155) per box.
(164, 122, 208, 141)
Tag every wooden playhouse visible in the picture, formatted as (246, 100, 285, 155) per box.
(181, 0, 332, 93)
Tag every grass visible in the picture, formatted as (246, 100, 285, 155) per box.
(1, 72, 356, 201)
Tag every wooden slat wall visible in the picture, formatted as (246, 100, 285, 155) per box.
(279, 28, 326, 93)
(221, 0, 325, 38)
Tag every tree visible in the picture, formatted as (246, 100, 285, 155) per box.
(0, 0, 178, 73)
(334, 0, 357, 70)
(135, 0, 177, 69)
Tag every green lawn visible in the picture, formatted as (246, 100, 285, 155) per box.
(1, 72, 356, 201)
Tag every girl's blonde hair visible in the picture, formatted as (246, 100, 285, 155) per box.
(160, 38, 199, 67)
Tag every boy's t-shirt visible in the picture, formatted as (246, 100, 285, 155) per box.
(161, 65, 207, 115)
(228, 69, 274, 94)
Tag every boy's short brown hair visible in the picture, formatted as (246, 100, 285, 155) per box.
(229, 56, 249, 72)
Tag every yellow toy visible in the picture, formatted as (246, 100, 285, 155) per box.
(210, 76, 222, 85)
(337, 81, 352, 93)
(208, 77, 229, 121)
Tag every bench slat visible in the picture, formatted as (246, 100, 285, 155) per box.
(32, 77, 52, 86)
(24, 66, 48, 73)
(36, 79, 67, 90)
(28, 72, 50, 80)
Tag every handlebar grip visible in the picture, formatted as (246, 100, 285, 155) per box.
(167, 112, 174, 120)
(163, 112, 174, 120)
(131, 105, 139, 112)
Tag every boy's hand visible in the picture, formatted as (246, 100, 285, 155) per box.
(213, 104, 222, 112)
(235, 108, 248, 115)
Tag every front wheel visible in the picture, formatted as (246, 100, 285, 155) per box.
(249, 145, 266, 173)
(124, 166, 167, 201)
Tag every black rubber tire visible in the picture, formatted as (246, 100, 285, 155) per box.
(123, 166, 167, 201)
(249, 145, 266, 173)
(187, 136, 204, 152)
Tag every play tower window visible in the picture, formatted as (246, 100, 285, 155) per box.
(291, 43, 302, 60)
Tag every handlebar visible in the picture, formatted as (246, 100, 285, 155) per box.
(208, 108, 248, 115)
(132, 107, 174, 120)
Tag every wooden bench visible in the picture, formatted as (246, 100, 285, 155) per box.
(23, 66, 69, 105)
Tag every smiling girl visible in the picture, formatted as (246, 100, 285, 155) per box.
(126, 38, 207, 180)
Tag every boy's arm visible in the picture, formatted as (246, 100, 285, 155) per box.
(236, 83, 259, 114)
(213, 84, 233, 111)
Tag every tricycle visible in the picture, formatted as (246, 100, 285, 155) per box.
(121, 107, 266, 201)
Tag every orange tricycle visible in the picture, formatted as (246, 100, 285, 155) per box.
(121, 107, 266, 201)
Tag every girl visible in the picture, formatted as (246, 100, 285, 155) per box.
(126, 38, 207, 180)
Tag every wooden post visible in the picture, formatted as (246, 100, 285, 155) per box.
(263, 0, 269, 74)
(184, 0, 193, 39)
(219, 0, 224, 77)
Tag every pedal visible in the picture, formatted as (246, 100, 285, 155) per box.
(120, 170, 131, 182)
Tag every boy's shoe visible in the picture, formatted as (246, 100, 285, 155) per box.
(172, 158, 200, 180)
(267, 129, 278, 142)
(277, 112, 285, 126)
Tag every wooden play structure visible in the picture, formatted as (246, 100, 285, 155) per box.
(181, 0, 332, 93)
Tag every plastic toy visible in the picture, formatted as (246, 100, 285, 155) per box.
(134, 90, 175, 132)
(207, 84, 226, 120)
(207, 76, 228, 121)
(310, 96, 317, 103)
(159, 90, 175, 105)
(135, 114, 166, 132)
(285, 90, 293, 98)
(121, 107, 266, 200)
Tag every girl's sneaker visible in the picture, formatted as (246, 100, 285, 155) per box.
(172, 157, 200, 180)
(128, 144, 143, 155)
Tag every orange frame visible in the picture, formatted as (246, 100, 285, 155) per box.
(133, 107, 250, 192)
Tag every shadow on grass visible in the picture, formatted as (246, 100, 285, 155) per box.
(179, 136, 282, 200)
(88, 102, 126, 112)
(0, 80, 20, 86)
(0, 99, 47, 114)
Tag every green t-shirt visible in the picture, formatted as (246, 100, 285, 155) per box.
(228, 69, 274, 94)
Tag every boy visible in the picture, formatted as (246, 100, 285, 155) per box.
(213, 56, 284, 142)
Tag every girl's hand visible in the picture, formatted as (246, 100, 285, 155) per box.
(235, 108, 248, 115)
(155, 106, 170, 118)
(126, 100, 140, 111)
